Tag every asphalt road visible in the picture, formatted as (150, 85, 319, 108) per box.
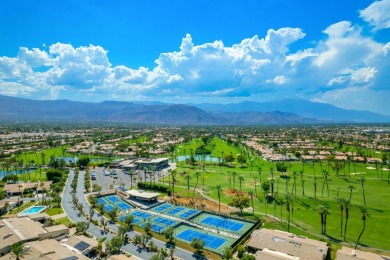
(62, 169, 197, 260)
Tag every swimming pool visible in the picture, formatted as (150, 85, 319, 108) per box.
(19, 206, 46, 215)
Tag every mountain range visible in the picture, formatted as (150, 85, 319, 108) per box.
(0, 95, 389, 125)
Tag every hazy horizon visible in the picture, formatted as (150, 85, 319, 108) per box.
(0, 0, 389, 115)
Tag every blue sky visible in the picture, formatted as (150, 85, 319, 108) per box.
(0, 0, 389, 115)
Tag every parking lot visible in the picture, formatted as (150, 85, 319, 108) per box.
(91, 163, 176, 191)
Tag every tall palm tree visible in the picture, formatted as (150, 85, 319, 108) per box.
(129, 170, 134, 189)
(313, 177, 318, 199)
(232, 171, 237, 190)
(11, 242, 26, 260)
(301, 179, 305, 197)
(344, 200, 351, 241)
(193, 171, 201, 198)
(171, 170, 176, 201)
(291, 171, 297, 196)
(258, 167, 262, 183)
(185, 175, 191, 197)
(348, 185, 355, 202)
(360, 177, 366, 205)
(317, 205, 330, 234)
(321, 170, 330, 197)
(338, 198, 346, 236)
(248, 191, 254, 215)
(216, 185, 222, 213)
(238, 176, 244, 191)
(285, 193, 294, 231)
(355, 206, 370, 249)
(254, 177, 258, 196)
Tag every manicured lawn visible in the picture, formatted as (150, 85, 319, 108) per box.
(45, 206, 64, 216)
(166, 137, 390, 251)
(55, 216, 73, 227)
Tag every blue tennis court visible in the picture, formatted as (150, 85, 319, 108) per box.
(153, 203, 173, 212)
(176, 229, 227, 250)
(98, 198, 107, 205)
(166, 206, 185, 215)
(104, 205, 115, 212)
(119, 215, 142, 224)
(116, 202, 132, 211)
(153, 217, 176, 227)
(106, 195, 121, 203)
(141, 223, 165, 232)
(200, 216, 245, 232)
(131, 211, 153, 219)
(179, 209, 198, 219)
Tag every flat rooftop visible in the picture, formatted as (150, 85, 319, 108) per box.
(247, 229, 328, 260)
(126, 189, 159, 199)
(336, 246, 385, 260)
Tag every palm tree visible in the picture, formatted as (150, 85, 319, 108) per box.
(355, 206, 370, 249)
(291, 171, 297, 196)
(321, 170, 330, 197)
(171, 170, 176, 201)
(317, 205, 330, 234)
(360, 177, 366, 205)
(258, 167, 262, 183)
(216, 185, 222, 213)
(313, 177, 318, 199)
(301, 179, 306, 197)
(248, 191, 254, 215)
(338, 198, 346, 236)
(344, 200, 351, 241)
(185, 175, 191, 197)
(129, 170, 134, 189)
(232, 171, 237, 190)
(285, 193, 294, 231)
(254, 177, 258, 195)
(193, 171, 201, 198)
(348, 185, 355, 202)
(238, 176, 244, 191)
(11, 242, 26, 260)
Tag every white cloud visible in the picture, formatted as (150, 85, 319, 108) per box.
(0, 16, 388, 114)
(360, 0, 390, 31)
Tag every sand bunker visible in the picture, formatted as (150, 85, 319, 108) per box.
(366, 166, 376, 170)
(382, 168, 389, 171)
(350, 172, 367, 175)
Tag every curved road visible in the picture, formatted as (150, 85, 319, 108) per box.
(62, 169, 199, 260)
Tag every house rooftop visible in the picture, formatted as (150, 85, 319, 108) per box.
(247, 229, 328, 260)
(126, 189, 159, 199)
(336, 246, 385, 260)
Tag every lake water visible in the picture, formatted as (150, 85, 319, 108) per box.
(176, 154, 220, 162)
(56, 156, 105, 163)
(0, 168, 36, 178)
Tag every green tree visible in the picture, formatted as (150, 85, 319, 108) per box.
(191, 238, 205, 254)
(360, 177, 366, 205)
(216, 185, 222, 213)
(248, 191, 255, 215)
(355, 206, 370, 249)
(163, 227, 175, 244)
(108, 236, 123, 254)
(317, 205, 330, 234)
(239, 176, 244, 191)
(228, 196, 250, 215)
(108, 208, 118, 223)
(11, 242, 26, 260)
(222, 247, 233, 260)
(338, 198, 346, 236)
(124, 215, 134, 229)
(344, 200, 351, 241)
(348, 185, 355, 203)
(77, 157, 90, 168)
(185, 174, 191, 197)
(144, 221, 152, 236)
(76, 221, 90, 235)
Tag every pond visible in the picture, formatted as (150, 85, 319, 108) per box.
(0, 168, 36, 179)
(175, 154, 220, 162)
